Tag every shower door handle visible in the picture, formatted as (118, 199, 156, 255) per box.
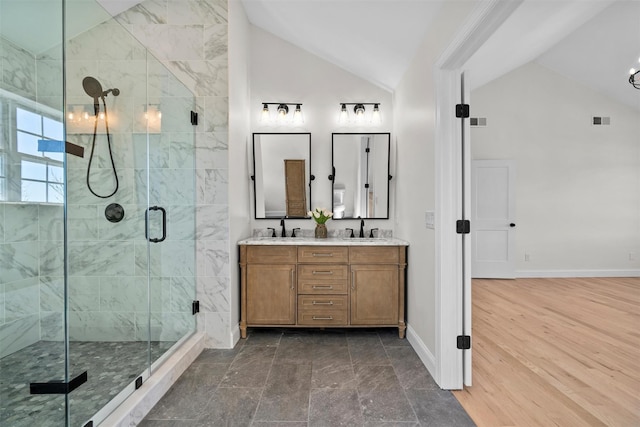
(145, 206, 167, 243)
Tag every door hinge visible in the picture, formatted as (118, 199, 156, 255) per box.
(456, 220, 470, 234)
(192, 300, 200, 315)
(135, 376, 143, 390)
(190, 110, 199, 126)
(455, 104, 470, 118)
(457, 335, 471, 350)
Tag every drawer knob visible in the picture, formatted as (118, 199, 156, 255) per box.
(312, 301, 334, 305)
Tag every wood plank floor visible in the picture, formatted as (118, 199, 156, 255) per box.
(453, 277, 640, 427)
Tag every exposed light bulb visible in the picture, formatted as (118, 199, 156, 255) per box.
(83, 111, 89, 120)
(260, 103, 270, 123)
(354, 104, 365, 123)
(293, 104, 304, 125)
(277, 104, 289, 123)
(339, 103, 349, 124)
(99, 112, 105, 120)
(68, 112, 74, 120)
(371, 104, 381, 125)
(630, 68, 637, 75)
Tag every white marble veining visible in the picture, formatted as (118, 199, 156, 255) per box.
(167, 0, 227, 25)
(0, 314, 39, 358)
(4, 204, 38, 242)
(238, 236, 410, 246)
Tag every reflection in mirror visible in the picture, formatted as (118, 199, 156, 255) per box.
(253, 133, 312, 219)
(332, 133, 390, 219)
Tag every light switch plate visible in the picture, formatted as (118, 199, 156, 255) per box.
(425, 211, 435, 229)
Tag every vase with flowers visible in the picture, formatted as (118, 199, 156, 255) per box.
(308, 207, 333, 238)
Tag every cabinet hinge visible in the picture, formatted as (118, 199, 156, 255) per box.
(456, 220, 470, 234)
(457, 335, 471, 350)
(455, 104, 470, 118)
(192, 300, 200, 315)
(190, 110, 199, 126)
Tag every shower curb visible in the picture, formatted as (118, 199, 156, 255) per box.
(99, 332, 205, 426)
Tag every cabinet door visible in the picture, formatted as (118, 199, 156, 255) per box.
(247, 264, 296, 324)
(350, 265, 399, 325)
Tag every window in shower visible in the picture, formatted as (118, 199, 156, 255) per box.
(6, 105, 64, 203)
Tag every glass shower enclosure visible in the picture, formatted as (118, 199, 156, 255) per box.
(1, 0, 197, 425)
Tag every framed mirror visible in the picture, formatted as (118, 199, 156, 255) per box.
(331, 133, 390, 219)
(252, 133, 312, 219)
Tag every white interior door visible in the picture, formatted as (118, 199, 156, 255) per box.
(471, 160, 516, 278)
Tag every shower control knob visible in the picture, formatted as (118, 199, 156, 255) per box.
(105, 203, 125, 223)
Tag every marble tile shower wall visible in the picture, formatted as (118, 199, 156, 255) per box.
(114, 0, 231, 347)
(0, 204, 64, 358)
(55, 14, 201, 343)
(0, 37, 52, 358)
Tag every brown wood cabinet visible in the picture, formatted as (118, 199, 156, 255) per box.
(239, 244, 407, 338)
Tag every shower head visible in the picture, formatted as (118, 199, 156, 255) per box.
(82, 76, 104, 99)
(82, 76, 120, 115)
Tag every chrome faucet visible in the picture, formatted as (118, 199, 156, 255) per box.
(359, 217, 365, 238)
(280, 218, 286, 237)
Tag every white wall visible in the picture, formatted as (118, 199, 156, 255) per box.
(471, 61, 640, 275)
(393, 1, 478, 363)
(228, 0, 251, 345)
(248, 26, 394, 234)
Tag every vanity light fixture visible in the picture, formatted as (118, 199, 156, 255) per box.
(259, 102, 304, 125)
(338, 103, 382, 125)
(630, 57, 640, 90)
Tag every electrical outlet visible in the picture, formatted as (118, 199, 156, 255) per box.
(524, 253, 530, 262)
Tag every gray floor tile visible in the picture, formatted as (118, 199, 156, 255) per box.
(312, 344, 352, 368)
(349, 344, 391, 366)
(359, 390, 418, 423)
(145, 363, 225, 420)
(194, 346, 243, 365)
(197, 387, 262, 426)
(138, 420, 200, 426)
(309, 389, 364, 426)
(254, 364, 311, 422)
(311, 363, 357, 389)
(405, 389, 476, 427)
(355, 365, 402, 391)
(378, 329, 411, 347)
(252, 423, 308, 426)
(220, 360, 273, 388)
(244, 329, 283, 346)
(231, 345, 277, 367)
(142, 329, 474, 427)
(274, 341, 315, 365)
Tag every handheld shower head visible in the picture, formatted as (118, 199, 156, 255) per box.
(82, 76, 120, 114)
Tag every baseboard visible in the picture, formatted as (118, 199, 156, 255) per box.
(231, 323, 241, 348)
(406, 324, 437, 383)
(517, 269, 640, 278)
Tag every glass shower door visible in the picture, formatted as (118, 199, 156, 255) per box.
(0, 0, 69, 425)
(143, 56, 197, 369)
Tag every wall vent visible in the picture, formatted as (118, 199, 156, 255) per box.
(470, 117, 487, 127)
(592, 116, 610, 125)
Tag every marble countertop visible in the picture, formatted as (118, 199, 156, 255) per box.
(238, 237, 409, 246)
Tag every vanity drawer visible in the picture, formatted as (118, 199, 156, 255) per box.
(297, 296, 348, 325)
(298, 264, 348, 280)
(246, 245, 297, 263)
(298, 246, 349, 264)
(298, 265, 348, 294)
(350, 246, 400, 264)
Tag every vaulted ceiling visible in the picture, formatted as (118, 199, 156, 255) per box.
(242, 0, 639, 108)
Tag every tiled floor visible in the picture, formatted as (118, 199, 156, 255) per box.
(0, 340, 168, 427)
(141, 328, 475, 426)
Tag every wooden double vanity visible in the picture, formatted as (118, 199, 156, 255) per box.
(238, 238, 408, 339)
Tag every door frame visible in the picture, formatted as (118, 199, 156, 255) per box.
(434, 0, 523, 389)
